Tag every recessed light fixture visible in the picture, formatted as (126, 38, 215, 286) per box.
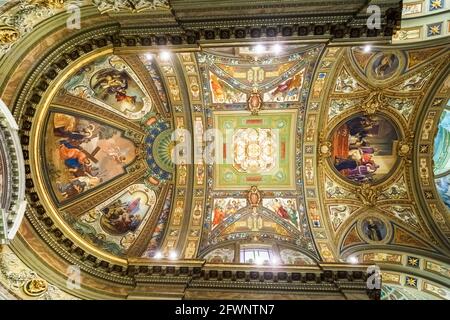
(363, 44, 372, 53)
(154, 251, 163, 259)
(169, 251, 178, 260)
(145, 53, 153, 61)
(347, 256, 359, 264)
(254, 44, 266, 54)
(159, 50, 171, 61)
(271, 257, 280, 265)
(271, 44, 283, 55)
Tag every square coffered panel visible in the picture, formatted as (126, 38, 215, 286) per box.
(213, 109, 297, 190)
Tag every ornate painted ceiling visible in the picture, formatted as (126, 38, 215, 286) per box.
(0, 0, 449, 300)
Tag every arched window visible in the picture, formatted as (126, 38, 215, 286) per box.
(239, 245, 273, 264)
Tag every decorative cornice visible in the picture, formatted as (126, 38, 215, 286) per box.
(0, 99, 26, 244)
(92, 0, 170, 14)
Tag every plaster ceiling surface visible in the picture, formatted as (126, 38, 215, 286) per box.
(0, 0, 449, 300)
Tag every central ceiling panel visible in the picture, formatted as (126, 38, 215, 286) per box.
(213, 110, 297, 190)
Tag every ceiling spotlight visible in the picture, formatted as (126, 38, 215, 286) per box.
(254, 44, 266, 54)
(159, 50, 171, 61)
(271, 257, 280, 265)
(145, 53, 153, 61)
(271, 44, 283, 55)
(347, 256, 359, 264)
(363, 45, 372, 53)
(169, 251, 178, 260)
(154, 251, 163, 259)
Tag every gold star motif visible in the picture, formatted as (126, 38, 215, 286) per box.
(406, 277, 417, 287)
(420, 145, 429, 153)
(429, 25, 441, 35)
(408, 257, 419, 266)
(431, 0, 442, 9)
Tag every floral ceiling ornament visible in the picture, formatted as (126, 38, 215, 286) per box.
(0, 0, 72, 57)
(0, 247, 77, 299)
(23, 279, 48, 297)
(29, 0, 65, 8)
(318, 134, 332, 164)
(398, 134, 414, 164)
(92, 0, 170, 14)
(361, 91, 386, 115)
(355, 183, 380, 207)
(0, 26, 19, 45)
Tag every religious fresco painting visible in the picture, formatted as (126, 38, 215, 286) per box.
(62, 55, 152, 119)
(90, 68, 143, 112)
(368, 52, 402, 80)
(209, 72, 247, 104)
(99, 191, 149, 236)
(43, 111, 136, 204)
(212, 198, 247, 229)
(263, 70, 304, 102)
(262, 198, 301, 229)
(361, 217, 388, 242)
(331, 115, 399, 183)
(65, 184, 156, 256)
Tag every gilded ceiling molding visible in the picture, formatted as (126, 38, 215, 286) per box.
(339, 249, 450, 299)
(0, 0, 92, 58)
(0, 25, 156, 292)
(393, 0, 450, 44)
(175, 52, 206, 260)
(61, 165, 147, 216)
(7, 31, 148, 272)
(305, 46, 346, 263)
(154, 52, 194, 258)
(413, 63, 450, 245)
(315, 46, 450, 265)
(19, 45, 159, 262)
(92, 0, 169, 14)
(0, 245, 78, 300)
(52, 94, 145, 133)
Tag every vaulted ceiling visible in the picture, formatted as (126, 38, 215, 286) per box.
(0, 0, 449, 300)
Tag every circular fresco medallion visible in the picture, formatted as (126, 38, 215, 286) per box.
(359, 217, 388, 242)
(330, 114, 400, 184)
(367, 51, 402, 81)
